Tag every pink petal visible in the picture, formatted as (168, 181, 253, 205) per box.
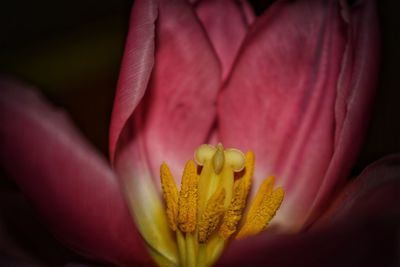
(318, 154, 400, 226)
(109, 0, 158, 164)
(218, 0, 379, 230)
(219, 217, 398, 267)
(306, 0, 380, 225)
(195, 0, 255, 80)
(219, 155, 400, 267)
(238, 0, 256, 25)
(120, 0, 221, 181)
(0, 79, 150, 266)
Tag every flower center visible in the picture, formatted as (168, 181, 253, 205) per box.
(158, 143, 284, 267)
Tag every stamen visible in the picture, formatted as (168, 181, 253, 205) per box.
(160, 163, 179, 231)
(153, 144, 284, 267)
(218, 151, 254, 240)
(198, 188, 226, 243)
(236, 176, 284, 239)
(177, 160, 199, 233)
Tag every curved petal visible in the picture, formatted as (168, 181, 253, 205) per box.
(0, 79, 150, 265)
(238, 0, 256, 25)
(307, 0, 380, 225)
(123, 0, 221, 182)
(218, 0, 379, 230)
(115, 136, 179, 267)
(195, 0, 254, 79)
(218, 155, 400, 267)
(318, 154, 400, 225)
(109, 0, 158, 163)
(219, 216, 398, 267)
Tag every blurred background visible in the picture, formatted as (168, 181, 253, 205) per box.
(0, 0, 399, 266)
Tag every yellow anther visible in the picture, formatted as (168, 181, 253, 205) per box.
(160, 163, 179, 231)
(236, 176, 284, 239)
(245, 176, 276, 223)
(242, 151, 254, 192)
(177, 160, 199, 233)
(212, 143, 225, 174)
(218, 151, 254, 240)
(198, 188, 226, 243)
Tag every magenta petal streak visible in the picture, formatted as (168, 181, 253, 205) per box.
(218, 0, 379, 230)
(115, 0, 222, 184)
(195, 0, 254, 80)
(109, 0, 158, 164)
(308, 0, 380, 225)
(0, 79, 149, 265)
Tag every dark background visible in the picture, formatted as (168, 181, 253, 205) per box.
(0, 0, 399, 266)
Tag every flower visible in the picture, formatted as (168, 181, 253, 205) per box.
(1, 0, 398, 267)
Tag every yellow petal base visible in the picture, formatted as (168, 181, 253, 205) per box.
(135, 144, 284, 267)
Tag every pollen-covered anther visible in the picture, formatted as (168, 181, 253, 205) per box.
(160, 163, 179, 231)
(219, 151, 254, 240)
(198, 188, 226, 243)
(235, 176, 285, 239)
(177, 160, 199, 233)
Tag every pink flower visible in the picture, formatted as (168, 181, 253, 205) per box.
(2, 0, 397, 266)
